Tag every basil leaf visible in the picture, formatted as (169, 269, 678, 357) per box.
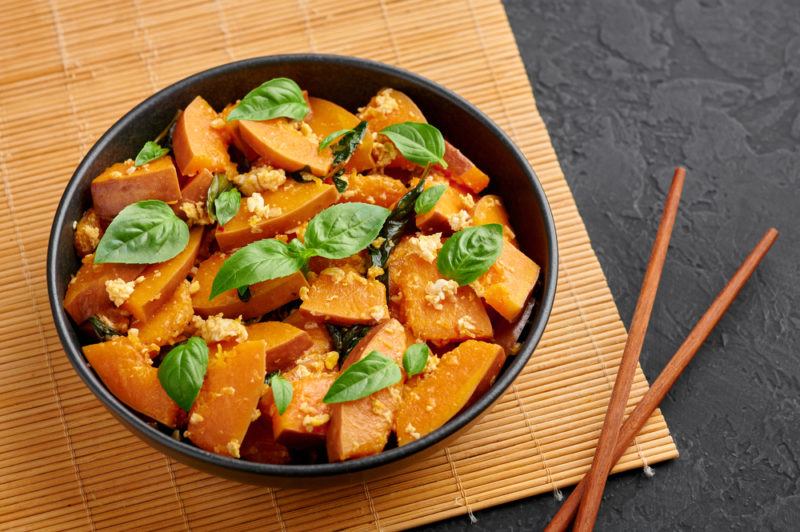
(226, 77, 309, 122)
(437, 224, 504, 285)
(304, 203, 391, 259)
(368, 177, 426, 275)
(88, 315, 120, 341)
(414, 184, 446, 215)
(402, 343, 430, 377)
(210, 238, 310, 299)
(331, 169, 348, 193)
(158, 337, 209, 412)
(330, 121, 368, 167)
(380, 122, 447, 168)
(94, 200, 189, 264)
(214, 187, 241, 226)
(318, 128, 352, 151)
(326, 324, 371, 365)
(134, 140, 169, 167)
(206, 174, 234, 223)
(323, 351, 402, 404)
(270, 373, 293, 415)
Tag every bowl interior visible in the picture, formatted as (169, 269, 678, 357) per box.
(48, 55, 557, 484)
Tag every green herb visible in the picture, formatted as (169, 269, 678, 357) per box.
(214, 188, 241, 226)
(331, 170, 348, 193)
(153, 110, 181, 149)
(402, 343, 430, 377)
(270, 373, 293, 415)
(237, 286, 251, 302)
(206, 174, 235, 223)
(304, 202, 390, 259)
(380, 122, 447, 168)
(157, 337, 209, 411)
(318, 128, 352, 151)
(414, 184, 447, 215)
(437, 224, 504, 285)
(323, 351, 402, 404)
(226, 77, 309, 122)
(321, 121, 369, 192)
(326, 324, 371, 365)
(134, 140, 169, 167)
(88, 315, 120, 341)
(94, 200, 189, 264)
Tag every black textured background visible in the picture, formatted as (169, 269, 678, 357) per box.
(424, 1, 799, 530)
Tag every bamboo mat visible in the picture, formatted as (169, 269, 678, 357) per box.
(0, 0, 678, 530)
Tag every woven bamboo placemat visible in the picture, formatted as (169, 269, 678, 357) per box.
(0, 0, 678, 529)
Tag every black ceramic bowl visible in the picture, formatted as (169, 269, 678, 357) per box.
(47, 54, 558, 487)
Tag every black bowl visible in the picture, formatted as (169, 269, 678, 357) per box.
(46, 54, 558, 487)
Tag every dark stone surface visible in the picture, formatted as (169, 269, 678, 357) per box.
(423, 1, 800, 530)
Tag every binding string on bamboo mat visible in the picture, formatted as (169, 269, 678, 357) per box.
(0, 0, 678, 529)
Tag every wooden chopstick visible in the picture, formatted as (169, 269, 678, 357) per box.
(545, 227, 779, 532)
(573, 167, 686, 531)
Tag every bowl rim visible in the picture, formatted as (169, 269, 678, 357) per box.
(46, 53, 558, 478)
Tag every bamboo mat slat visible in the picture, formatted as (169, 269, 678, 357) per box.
(0, 0, 677, 529)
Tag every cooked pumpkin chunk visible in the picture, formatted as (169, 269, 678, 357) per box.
(64, 255, 145, 324)
(172, 96, 232, 176)
(73, 208, 103, 257)
(440, 141, 490, 193)
(135, 280, 194, 347)
(472, 242, 540, 322)
(221, 103, 260, 161)
(173, 168, 214, 223)
(186, 340, 267, 457)
(283, 310, 333, 355)
(307, 97, 374, 172)
(358, 88, 426, 132)
(472, 194, 518, 246)
(91, 156, 181, 219)
(396, 340, 504, 445)
(238, 118, 332, 176)
(83, 336, 180, 428)
(300, 269, 388, 326)
(339, 173, 407, 208)
(123, 227, 203, 322)
(327, 319, 410, 462)
(308, 251, 367, 276)
(246, 321, 313, 373)
(271, 373, 336, 447)
(415, 178, 474, 234)
(192, 252, 308, 319)
(215, 180, 338, 251)
(240, 415, 291, 464)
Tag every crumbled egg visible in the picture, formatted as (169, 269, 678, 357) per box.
(457, 315, 477, 337)
(324, 351, 339, 371)
(105, 276, 143, 307)
(180, 201, 211, 226)
(226, 439, 241, 458)
(405, 422, 421, 440)
(448, 210, 472, 231)
(409, 233, 442, 263)
(191, 314, 248, 344)
(424, 279, 459, 310)
(233, 165, 287, 196)
(303, 413, 330, 432)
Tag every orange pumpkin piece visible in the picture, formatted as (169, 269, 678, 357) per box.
(192, 252, 309, 319)
(73, 208, 104, 257)
(339, 173, 407, 208)
(172, 96, 232, 176)
(271, 372, 336, 447)
(240, 415, 291, 464)
(173, 168, 214, 218)
(83, 336, 181, 428)
(123, 227, 203, 322)
(135, 280, 194, 347)
(221, 103, 260, 161)
(396, 340, 504, 445)
(327, 319, 410, 462)
(358, 88, 426, 132)
(439, 141, 490, 193)
(63, 255, 145, 324)
(300, 269, 389, 326)
(308, 251, 367, 276)
(283, 310, 333, 355)
(215, 180, 338, 251)
(91, 156, 181, 219)
(472, 194, 518, 246)
(472, 242, 540, 322)
(389, 238, 492, 345)
(246, 321, 313, 373)
(186, 340, 267, 458)
(238, 118, 332, 176)
(415, 178, 473, 234)
(307, 97, 374, 172)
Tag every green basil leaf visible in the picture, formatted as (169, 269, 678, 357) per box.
(330, 121, 368, 167)
(88, 315, 120, 341)
(414, 184, 447, 215)
(214, 187, 241, 226)
(318, 128, 352, 152)
(402, 343, 430, 377)
(331, 169, 348, 193)
(158, 337, 209, 411)
(270, 373, 293, 415)
(94, 200, 189, 264)
(380, 122, 447, 168)
(206, 173, 233, 223)
(134, 140, 169, 167)
(226, 77, 309, 122)
(323, 351, 402, 404)
(304, 203, 391, 259)
(368, 177, 426, 275)
(437, 224, 504, 285)
(210, 238, 309, 299)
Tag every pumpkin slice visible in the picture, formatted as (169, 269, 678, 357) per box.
(91, 156, 181, 219)
(123, 227, 203, 322)
(73, 208, 103, 257)
(327, 319, 410, 462)
(246, 321, 313, 373)
(472, 242, 540, 322)
(300, 269, 388, 326)
(192, 252, 308, 320)
(240, 415, 291, 464)
(396, 340, 504, 445)
(472, 194, 518, 247)
(270, 372, 336, 447)
(415, 178, 473, 234)
(83, 336, 180, 428)
(439, 141, 490, 193)
(339, 173, 407, 208)
(221, 103, 260, 161)
(239, 118, 332, 176)
(357, 88, 426, 133)
(307, 97, 374, 172)
(172, 96, 232, 176)
(135, 280, 194, 347)
(63, 255, 145, 324)
(186, 340, 267, 458)
(215, 180, 338, 251)
(283, 310, 333, 355)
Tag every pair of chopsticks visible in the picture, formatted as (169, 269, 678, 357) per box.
(545, 167, 779, 531)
